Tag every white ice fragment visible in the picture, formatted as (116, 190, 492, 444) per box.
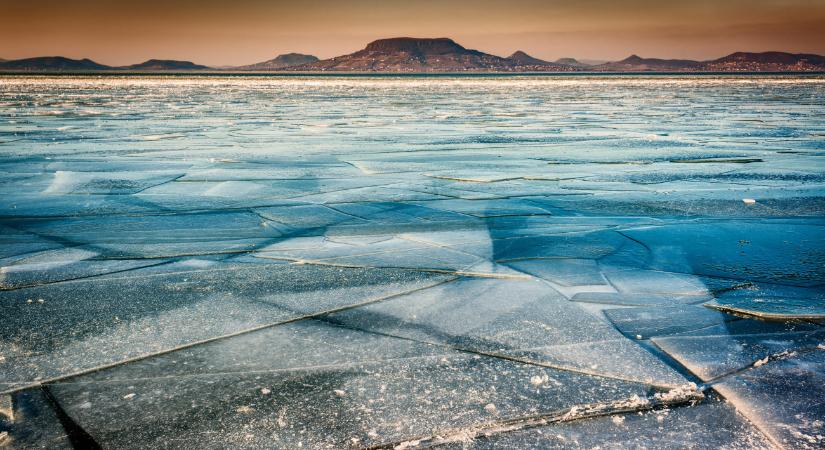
(742, 198, 757, 204)
(123, 393, 136, 400)
(653, 383, 701, 403)
(636, 334, 643, 340)
(140, 133, 184, 141)
(754, 356, 769, 367)
(612, 415, 625, 425)
(395, 439, 421, 449)
(261, 388, 271, 395)
(334, 389, 347, 397)
(484, 403, 497, 414)
(530, 374, 549, 386)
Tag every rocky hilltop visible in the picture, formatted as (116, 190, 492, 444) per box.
(288, 38, 573, 72)
(554, 57, 589, 67)
(236, 53, 319, 70)
(124, 59, 210, 70)
(507, 51, 551, 66)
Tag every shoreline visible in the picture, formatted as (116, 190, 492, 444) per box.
(2, 71, 825, 77)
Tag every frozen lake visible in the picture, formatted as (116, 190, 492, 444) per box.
(1, 75, 824, 448)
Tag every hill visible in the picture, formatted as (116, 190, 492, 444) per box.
(703, 52, 825, 71)
(595, 55, 701, 71)
(123, 59, 210, 70)
(507, 51, 551, 66)
(555, 57, 589, 67)
(236, 53, 319, 70)
(0, 56, 111, 71)
(288, 38, 572, 72)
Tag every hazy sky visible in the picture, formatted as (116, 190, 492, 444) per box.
(2, 0, 824, 66)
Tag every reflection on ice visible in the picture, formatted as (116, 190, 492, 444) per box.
(1, 75, 824, 448)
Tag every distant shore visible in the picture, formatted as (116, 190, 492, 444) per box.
(2, 71, 825, 76)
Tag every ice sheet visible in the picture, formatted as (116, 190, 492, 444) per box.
(1, 74, 824, 448)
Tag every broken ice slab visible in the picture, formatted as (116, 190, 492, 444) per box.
(0, 247, 164, 290)
(134, 179, 318, 210)
(303, 246, 483, 273)
(0, 226, 64, 261)
(438, 179, 589, 199)
(0, 389, 73, 449)
(0, 158, 194, 176)
(384, 181, 505, 200)
(490, 230, 632, 262)
(422, 170, 533, 183)
(254, 204, 368, 229)
(0, 193, 163, 218)
(653, 330, 825, 381)
(294, 184, 448, 204)
(504, 258, 609, 287)
(254, 235, 485, 273)
(482, 216, 621, 239)
(707, 302, 825, 322)
(538, 189, 825, 218)
(0, 263, 449, 384)
(438, 395, 772, 450)
(621, 220, 825, 286)
(666, 318, 821, 338)
(500, 339, 688, 388)
(604, 305, 739, 340)
(328, 201, 467, 224)
(135, 175, 405, 210)
(176, 164, 362, 181)
(324, 277, 599, 349)
(34, 170, 184, 195)
(705, 283, 825, 322)
(323, 277, 687, 387)
(713, 350, 825, 449)
(600, 265, 710, 296)
(413, 198, 554, 218)
(53, 319, 448, 383)
(45, 350, 661, 449)
(571, 292, 711, 307)
(10, 211, 290, 258)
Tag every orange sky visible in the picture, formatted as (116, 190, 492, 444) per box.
(2, 0, 824, 66)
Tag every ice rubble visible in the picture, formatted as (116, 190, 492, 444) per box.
(0, 75, 824, 449)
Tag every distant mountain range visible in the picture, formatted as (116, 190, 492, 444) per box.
(0, 57, 207, 71)
(2, 38, 824, 73)
(0, 56, 111, 71)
